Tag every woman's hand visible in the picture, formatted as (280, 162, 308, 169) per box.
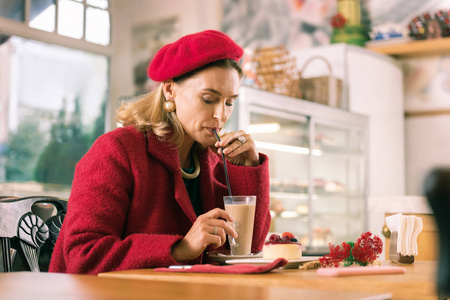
(212, 130, 260, 167)
(171, 208, 238, 262)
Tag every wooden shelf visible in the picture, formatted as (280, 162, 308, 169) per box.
(366, 37, 450, 58)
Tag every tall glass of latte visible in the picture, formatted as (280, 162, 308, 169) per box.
(223, 196, 256, 255)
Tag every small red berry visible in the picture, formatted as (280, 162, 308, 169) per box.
(281, 232, 294, 239)
(281, 235, 291, 242)
(269, 234, 281, 242)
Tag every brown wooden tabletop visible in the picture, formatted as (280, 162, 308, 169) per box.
(0, 271, 392, 300)
(99, 261, 440, 300)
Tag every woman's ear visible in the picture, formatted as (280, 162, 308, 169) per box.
(162, 81, 175, 100)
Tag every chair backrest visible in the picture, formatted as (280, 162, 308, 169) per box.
(0, 196, 67, 272)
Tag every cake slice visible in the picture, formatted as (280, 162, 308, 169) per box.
(263, 232, 302, 260)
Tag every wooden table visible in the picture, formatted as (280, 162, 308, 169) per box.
(99, 261, 440, 300)
(0, 271, 392, 300)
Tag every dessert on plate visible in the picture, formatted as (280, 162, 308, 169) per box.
(263, 232, 302, 260)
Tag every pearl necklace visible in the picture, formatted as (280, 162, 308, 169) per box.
(180, 150, 200, 179)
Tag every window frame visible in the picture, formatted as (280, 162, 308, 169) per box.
(0, 0, 113, 56)
(0, 0, 115, 131)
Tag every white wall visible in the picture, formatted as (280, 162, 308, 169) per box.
(347, 49, 405, 197)
(405, 116, 450, 195)
(110, 0, 223, 125)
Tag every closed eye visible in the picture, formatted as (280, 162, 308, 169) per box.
(202, 98, 214, 104)
(202, 98, 235, 107)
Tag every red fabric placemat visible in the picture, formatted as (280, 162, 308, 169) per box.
(154, 258, 288, 274)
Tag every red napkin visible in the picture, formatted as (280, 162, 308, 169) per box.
(155, 258, 288, 274)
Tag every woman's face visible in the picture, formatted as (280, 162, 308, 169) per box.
(171, 66, 240, 147)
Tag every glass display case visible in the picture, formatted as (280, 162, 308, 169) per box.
(231, 86, 369, 254)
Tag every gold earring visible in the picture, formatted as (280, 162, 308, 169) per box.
(164, 99, 176, 112)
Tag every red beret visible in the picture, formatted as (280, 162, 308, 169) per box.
(148, 30, 243, 82)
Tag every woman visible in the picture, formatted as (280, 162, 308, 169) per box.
(49, 30, 271, 274)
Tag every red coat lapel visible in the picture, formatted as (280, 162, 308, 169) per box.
(145, 132, 197, 223)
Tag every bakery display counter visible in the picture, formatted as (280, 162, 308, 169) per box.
(233, 87, 369, 252)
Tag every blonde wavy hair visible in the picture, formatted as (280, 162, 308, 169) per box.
(116, 84, 184, 146)
(116, 59, 243, 147)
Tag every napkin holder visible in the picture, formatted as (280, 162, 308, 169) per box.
(389, 231, 414, 264)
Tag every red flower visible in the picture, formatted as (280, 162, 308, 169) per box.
(319, 232, 383, 268)
(331, 13, 346, 28)
(352, 232, 383, 265)
(319, 242, 351, 267)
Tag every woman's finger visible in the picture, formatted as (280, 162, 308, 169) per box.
(209, 218, 237, 238)
(201, 208, 234, 222)
(208, 233, 223, 249)
(207, 225, 227, 248)
(214, 226, 227, 247)
(223, 138, 250, 157)
(217, 130, 246, 147)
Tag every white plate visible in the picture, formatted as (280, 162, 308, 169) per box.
(225, 256, 322, 269)
(209, 252, 263, 265)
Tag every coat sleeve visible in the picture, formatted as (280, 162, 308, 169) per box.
(227, 154, 271, 253)
(49, 133, 189, 275)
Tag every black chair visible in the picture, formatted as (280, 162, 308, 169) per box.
(0, 196, 67, 272)
(424, 168, 450, 300)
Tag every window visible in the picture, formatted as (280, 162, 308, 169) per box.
(0, 0, 25, 21)
(0, 0, 111, 45)
(0, 0, 111, 198)
(0, 35, 109, 197)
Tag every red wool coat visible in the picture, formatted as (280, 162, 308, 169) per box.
(49, 126, 271, 274)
